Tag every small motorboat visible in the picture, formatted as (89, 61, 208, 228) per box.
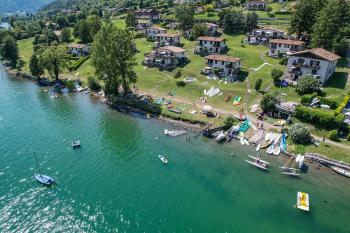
(215, 131, 226, 142)
(158, 155, 168, 164)
(72, 140, 81, 148)
(34, 174, 55, 185)
(296, 192, 310, 212)
(330, 166, 350, 178)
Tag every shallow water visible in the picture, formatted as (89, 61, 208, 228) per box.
(1, 65, 350, 233)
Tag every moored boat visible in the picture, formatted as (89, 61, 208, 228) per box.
(72, 140, 81, 148)
(245, 159, 268, 171)
(34, 174, 55, 185)
(158, 155, 168, 164)
(297, 192, 310, 212)
(215, 131, 226, 142)
(164, 129, 186, 137)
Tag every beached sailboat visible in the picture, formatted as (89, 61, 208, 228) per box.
(164, 129, 186, 137)
(215, 131, 226, 142)
(33, 153, 55, 185)
(330, 166, 350, 178)
(296, 192, 310, 212)
(280, 155, 300, 177)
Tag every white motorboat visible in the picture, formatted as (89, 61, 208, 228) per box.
(245, 159, 268, 171)
(164, 129, 186, 137)
(297, 192, 310, 212)
(72, 140, 81, 148)
(330, 166, 350, 178)
(215, 132, 226, 142)
(158, 155, 168, 164)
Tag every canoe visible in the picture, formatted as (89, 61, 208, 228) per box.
(297, 192, 310, 212)
(225, 94, 232, 102)
(330, 166, 350, 178)
(34, 174, 55, 185)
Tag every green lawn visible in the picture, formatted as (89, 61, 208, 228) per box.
(17, 38, 34, 73)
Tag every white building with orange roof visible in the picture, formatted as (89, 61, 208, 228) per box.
(154, 33, 181, 47)
(144, 46, 187, 68)
(196, 36, 227, 54)
(67, 43, 90, 57)
(269, 39, 305, 57)
(286, 48, 341, 85)
(203, 55, 241, 78)
(145, 26, 167, 39)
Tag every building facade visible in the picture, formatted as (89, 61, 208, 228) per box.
(67, 43, 90, 56)
(203, 55, 241, 78)
(247, 28, 285, 44)
(135, 9, 160, 21)
(286, 48, 341, 85)
(245, 1, 267, 11)
(145, 26, 167, 39)
(144, 46, 187, 69)
(269, 39, 305, 57)
(154, 33, 181, 47)
(196, 37, 227, 54)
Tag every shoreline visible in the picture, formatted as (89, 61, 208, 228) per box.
(2, 64, 350, 174)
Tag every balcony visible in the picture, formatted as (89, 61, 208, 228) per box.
(292, 62, 320, 69)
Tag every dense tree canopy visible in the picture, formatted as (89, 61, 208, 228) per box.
(41, 45, 70, 80)
(92, 23, 137, 96)
(0, 35, 19, 67)
(175, 3, 195, 31)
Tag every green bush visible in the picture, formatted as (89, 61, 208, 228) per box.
(255, 78, 262, 91)
(64, 80, 76, 91)
(223, 116, 237, 130)
(174, 69, 182, 79)
(260, 92, 277, 111)
(271, 69, 284, 85)
(68, 55, 90, 71)
(295, 76, 320, 95)
(176, 81, 186, 87)
(87, 76, 101, 91)
(289, 123, 312, 145)
(300, 93, 317, 105)
(328, 130, 339, 141)
(294, 106, 341, 129)
(279, 57, 288, 65)
(320, 97, 339, 109)
(334, 95, 349, 116)
(347, 134, 350, 141)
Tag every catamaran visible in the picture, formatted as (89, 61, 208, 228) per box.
(296, 192, 310, 212)
(33, 153, 55, 185)
(280, 155, 300, 177)
(164, 129, 186, 137)
(245, 155, 269, 171)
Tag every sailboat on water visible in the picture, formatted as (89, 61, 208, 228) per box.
(280, 155, 300, 177)
(33, 153, 55, 185)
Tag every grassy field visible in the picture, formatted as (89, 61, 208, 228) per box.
(16, 17, 350, 162)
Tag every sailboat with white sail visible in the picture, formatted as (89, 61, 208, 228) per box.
(280, 155, 300, 177)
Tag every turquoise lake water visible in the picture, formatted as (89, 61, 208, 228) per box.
(1, 65, 350, 232)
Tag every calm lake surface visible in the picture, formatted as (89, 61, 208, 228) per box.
(1, 65, 350, 233)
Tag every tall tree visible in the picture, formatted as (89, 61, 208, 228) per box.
(92, 23, 137, 96)
(245, 12, 258, 32)
(41, 45, 70, 81)
(192, 23, 208, 39)
(56, 16, 69, 29)
(175, 3, 195, 31)
(311, 0, 350, 55)
(87, 15, 102, 37)
(79, 20, 92, 44)
(125, 10, 137, 29)
(60, 28, 72, 43)
(0, 35, 19, 67)
(222, 10, 245, 34)
(290, 0, 325, 37)
(29, 54, 44, 78)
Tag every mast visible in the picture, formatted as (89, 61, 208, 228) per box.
(34, 152, 42, 174)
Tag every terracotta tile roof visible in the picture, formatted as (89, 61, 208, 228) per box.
(67, 43, 88, 49)
(156, 33, 179, 38)
(205, 54, 240, 63)
(197, 36, 225, 42)
(148, 26, 166, 31)
(270, 39, 305, 46)
(290, 48, 341, 62)
(158, 46, 186, 53)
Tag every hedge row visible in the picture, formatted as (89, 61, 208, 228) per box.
(300, 93, 339, 109)
(294, 106, 345, 129)
(68, 56, 90, 71)
(335, 95, 350, 116)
